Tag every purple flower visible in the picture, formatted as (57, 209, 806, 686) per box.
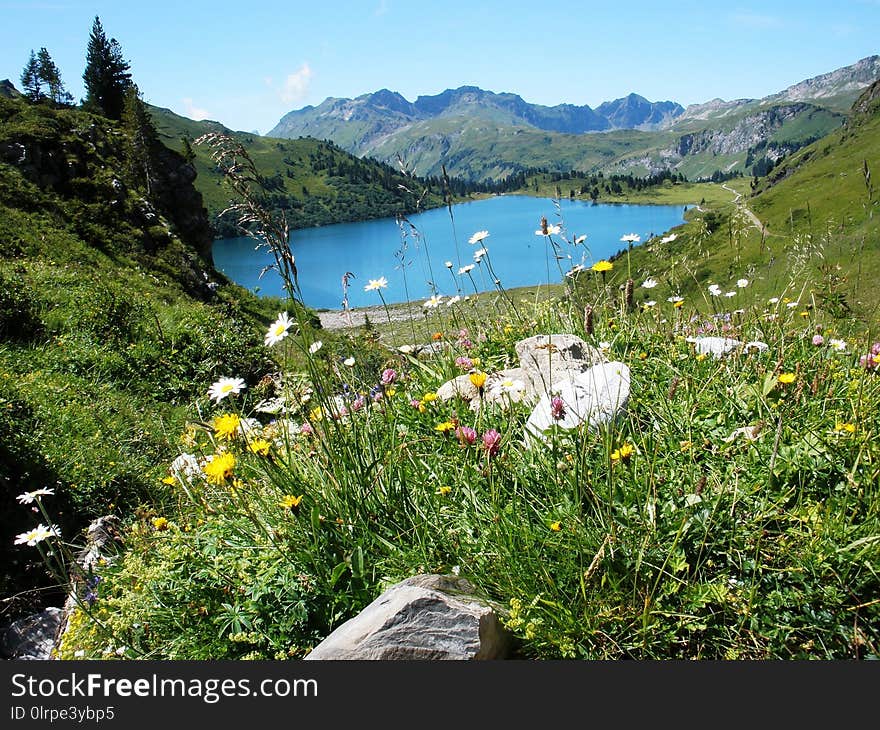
(482, 429, 502, 457)
(812, 334, 825, 346)
(456, 425, 477, 446)
(550, 396, 566, 421)
(381, 368, 397, 385)
(455, 356, 474, 371)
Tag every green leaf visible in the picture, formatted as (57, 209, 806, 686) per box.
(330, 561, 348, 588)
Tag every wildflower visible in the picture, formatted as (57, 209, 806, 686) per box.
(812, 334, 825, 346)
(444, 261, 453, 268)
(643, 300, 656, 309)
(437, 486, 452, 496)
(829, 339, 847, 352)
(447, 295, 461, 306)
(667, 295, 683, 304)
(591, 260, 613, 273)
(364, 277, 388, 291)
(423, 294, 444, 309)
(737, 278, 749, 288)
(264, 311, 294, 347)
(482, 429, 502, 457)
(725, 291, 737, 298)
(435, 421, 456, 434)
(152, 517, 169, 531)
(469, 371, 487, 389)
(468, 230, 490, 244)
(610, 443, 635, 462)
(458, 264, 475, 275)
(16, 488, 54, 505)
(860, 342, 880, 370)
(207, 376, 246, 404)
(620, 233, 640, 243)
(455, 425, 477, 445)
(381, 368, 397, 385)
(422, 392, 438, 403)
(490, 378, 526, 400)
(743, 341, 769, 353)
(565, 264, 585, 278)
(300, 422, 314, 436)
(550, 395, 566, 420)
(642, 277, 658, 289)
(661, 233, 677, 243)
(308, 340, 323, 354)
(203, 453, 235, 484)
(638, 352, 648, 360)
(343, 356, 356, 367)
(14, 524, 60, 546)
(279, 494, 303, 513)
(798, 310, 810, 318)
(432, 332, 443, 341)
(213, 413, 241, 441)
(777, 372, 796, 385)
(708, 284, 722, 296)
(835, 422, 856, 434)
(574, 234, 588, 244)
(549, 521, 562, 532)
(598, 341, 611, 353)
(535, 222, 561, 236)
(786, 302, 799, 309)
(248, 439, 272, 456)
(473, 248, 488, 260)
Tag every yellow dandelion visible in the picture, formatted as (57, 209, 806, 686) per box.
(777, 373, 796, 385)
(435, 421, 456, 433)
(835, 422, 856, 433)
(610, 443, 635, 462)
(213, 413, 241, 440)
(279, 494, 303, 511)
(151, 517, 169, 531)
(248, 439, 271, 456)
(309, 406, 324, 422)
(591, 260, 613, 273)
(437, 486, 452, 496)
(203, 453, 235, 485)
(469, 371, 487, 389)
(549, 521, 562, 532)
(161, 475, 176, 485)
(422, 392, 438, 403)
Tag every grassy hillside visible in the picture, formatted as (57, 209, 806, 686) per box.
(148, 105, 460, 237)
(597, 82, 880, 322)
(0, 97, 284, 609)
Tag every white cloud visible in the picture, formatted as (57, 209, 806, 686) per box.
(281, 64, 313, 105)
(182, 97, 211, 121)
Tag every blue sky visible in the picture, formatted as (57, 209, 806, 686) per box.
(1, 1, 878, 134)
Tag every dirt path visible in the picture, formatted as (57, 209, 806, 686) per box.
(722, 183, 768, 237)
(317, 304, 422, 330)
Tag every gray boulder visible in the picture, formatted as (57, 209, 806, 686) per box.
(525, 361, 631, 443)
(515, 334, 606, 398)
(304, 575, 511, 660)
(1, 607, 63, 660)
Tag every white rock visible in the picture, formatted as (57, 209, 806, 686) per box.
(515, 334, 606, 398)
(686, 336, 742, 358)
(524, 362, 631, 443)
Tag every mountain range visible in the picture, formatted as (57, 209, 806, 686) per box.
(267, 55, 880, 181)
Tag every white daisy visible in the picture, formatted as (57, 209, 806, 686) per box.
(14, 523, 60, 546)
(473, 247, 488, 261)
(535, 224, 561, 236)
(364, 277, 388, 292)
(16, 488, 54, 505)
(737, 278, 749, 288)
(264, 311, 294, 347)
(446, 295, 461, 306)
(423, 294, 444, 309)
(708, 284, 722, 296)
(642, 277, 658, 289)
(343, 357, 355, 367)
(308, 340, 323, 354)
(207, 376, 246, 404)
(468, 230, 490, 244)
(660, 233, 677, 243)
(829, 339, 847, 352)
(620, 233, 640, 243)
(458, 264, 475, 275)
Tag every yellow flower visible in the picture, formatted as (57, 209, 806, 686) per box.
(469, 371, 487, 389)
(161, 475, 176, 485)
(435, 421, 456, 433)
(591, 260, 613, 272)
(610, 443, 635, 462)
(422, 392, 438, 403)
(549, 521, 562, 532)
(799, 311, 810, 318)
(471, 358, 481, 367)
(248, 439, 271, 456)
(309, 406, 324, 422)
(279, 494, 303, 511)
(639, 352, 648, 360)
(386, 387, 397, 397)
(673, 299, 684, 309)
(152, 517, 169, 531)
(203, 452, 235, 485)
(213, 413, 241, 440)
(437, 486, 452, 496)
(696, 353, 707, 362)
(679, 440, 692, 452)
(777, 373, 796, 385)
(835, 422, 856, 433)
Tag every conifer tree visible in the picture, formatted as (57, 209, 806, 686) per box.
(121, 84, 158, 197)
(82, 16, 132, 119)
(36, 48, 72, 105)
(20, 50, 42, 102)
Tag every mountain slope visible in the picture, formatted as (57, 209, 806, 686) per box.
(267, 56, 878, 182)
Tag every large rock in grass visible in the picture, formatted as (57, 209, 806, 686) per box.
(515, 334, 606, 398)
(0, 607, 63, 660)
(304, 575, 511, 660)
(525, 361, 631, 443)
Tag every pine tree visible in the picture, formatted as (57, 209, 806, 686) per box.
(82, 16, 132, 119)
(36, 47, 72, 105)
(121, 84, 158, 197)
(20, 50, 42, 102)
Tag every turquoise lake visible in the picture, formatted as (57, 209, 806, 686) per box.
(212, 195, 689, 310)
